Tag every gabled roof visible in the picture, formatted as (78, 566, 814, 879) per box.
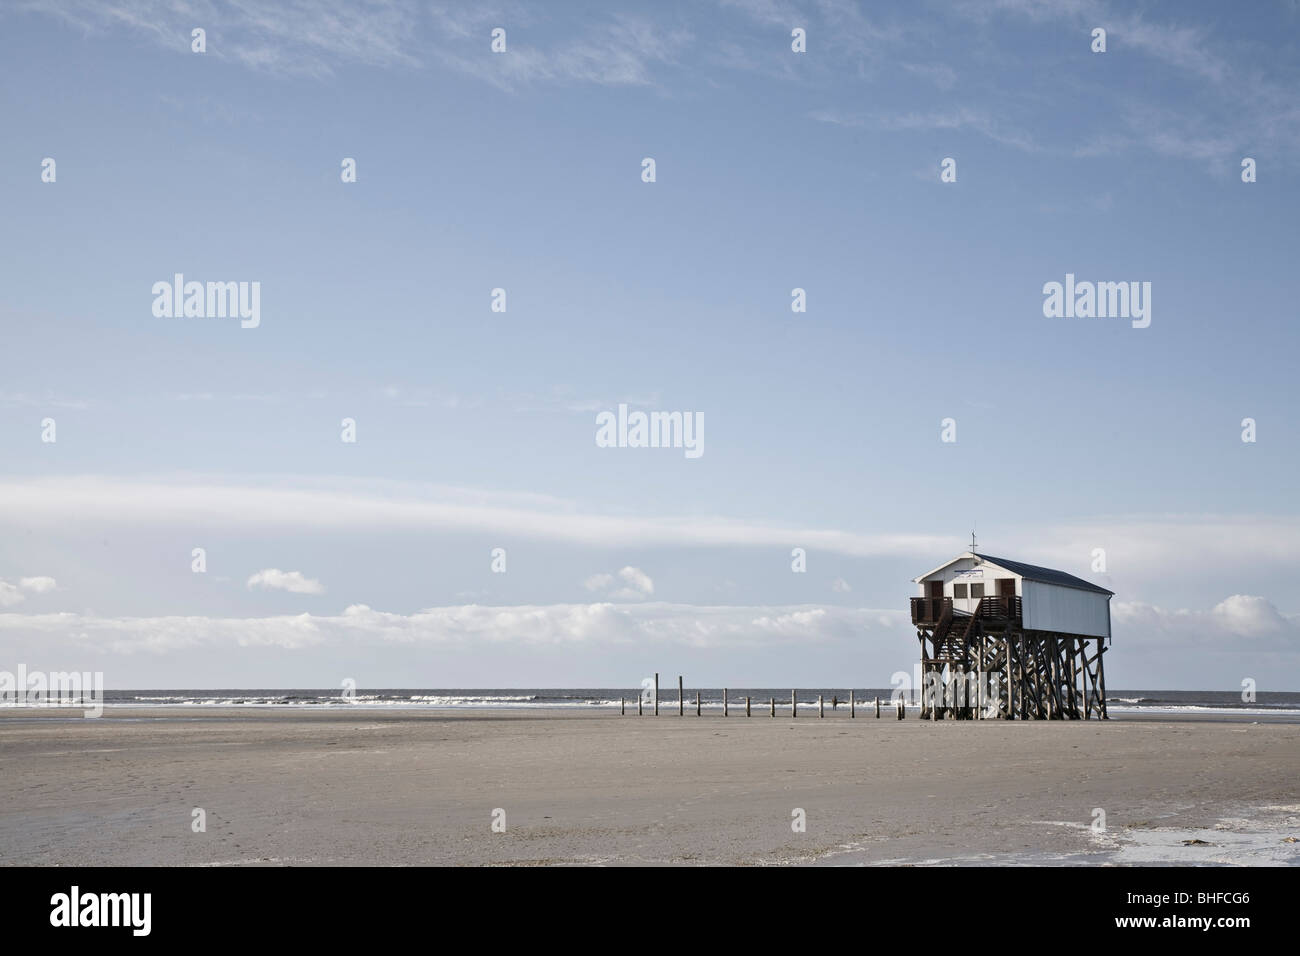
(914, 551, 1114, 596)
(973, 554, 1114, 596)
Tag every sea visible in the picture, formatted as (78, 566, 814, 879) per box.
(31, 687, 1299, 721)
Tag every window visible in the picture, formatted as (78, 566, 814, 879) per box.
(971, 583, 985, 598)
(954, 583, 968, 598)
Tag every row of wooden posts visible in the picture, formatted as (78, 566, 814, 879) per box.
(620, 674, 907, 719)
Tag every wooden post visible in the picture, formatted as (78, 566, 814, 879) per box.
(1097, 642, 1108, 719)
(1018, 635, 1025, 719)
(818, 695, 824, 718)
(638, 695, 643, 716)
(723, 688, 728, 717)
(1071, 638, 1080, 718)
(770, 697, 775, 717)
(875, 696, 881, 718)
(792, 690, 797, 718)
(1003, 639, 1013, 723)
(678, 676, 684, 716)
(621, 698, 625, 716)
(695, 691, 700, 716)
(1081, 639, 1090, 719)
(746, 696, 751, 717)
(897, 698, 904, 719)
(654, 673, 659, 716)
(850, 690, 855, 718)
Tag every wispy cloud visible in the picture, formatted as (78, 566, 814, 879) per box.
(810, 106, 1041, 152)
(1, 478, 1299, 589)
(430, 12, 694, 91)
(0, 391, 91, 410)
(19, 0, 425, 77)
(950, 0, 1300, 167)
(0, 475, 957, 557)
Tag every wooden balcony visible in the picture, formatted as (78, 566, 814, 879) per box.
(911, 597, 951, 625)
(912, 595, 1021, 625)
(978, 595, 1022, 620)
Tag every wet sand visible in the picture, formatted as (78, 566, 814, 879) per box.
(2, 708, 1297, 866)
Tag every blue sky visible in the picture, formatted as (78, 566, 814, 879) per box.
(1, 0, 1298, 689)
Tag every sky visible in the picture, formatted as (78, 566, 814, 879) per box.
(1, 0, 1298, 690)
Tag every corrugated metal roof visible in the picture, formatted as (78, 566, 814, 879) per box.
(973, 553, 1114, 595)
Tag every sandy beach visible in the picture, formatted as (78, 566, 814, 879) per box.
(2, 709, 1298, 866)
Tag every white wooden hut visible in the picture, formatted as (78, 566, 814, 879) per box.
(910, 552, 1113, 719)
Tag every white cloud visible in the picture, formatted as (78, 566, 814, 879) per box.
(616, 566, 654, 597)
(1113, 595, 1299, 650)
(0, 576, 58, 606)
(831, 577, 852, 593)
(0, 476, 954, 558)
(584, 566, 655, 601)
(0, 602, 905, 654)
(246, 569, 325, 596)
(3, 478, 1300, 586)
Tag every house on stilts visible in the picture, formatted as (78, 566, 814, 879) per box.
(911, 552, 1113, 719)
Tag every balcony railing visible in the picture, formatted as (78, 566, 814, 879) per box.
(978, 595, 1022, 619)
(911, 597, 951, 625)
(911, 595, 1022, 625)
